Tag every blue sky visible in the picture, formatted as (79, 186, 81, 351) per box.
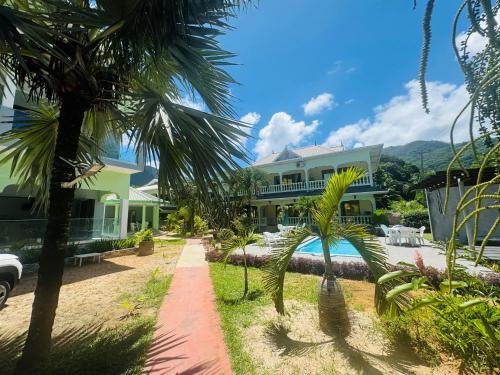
(208, 0, 485, 162)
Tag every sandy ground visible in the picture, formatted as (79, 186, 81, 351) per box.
(0, 245, 182, 337)
(243, 301, 459, 375)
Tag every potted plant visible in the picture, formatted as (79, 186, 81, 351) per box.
(137, 229, 154, 256)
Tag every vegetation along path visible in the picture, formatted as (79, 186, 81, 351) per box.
(145, 239, 232, 374)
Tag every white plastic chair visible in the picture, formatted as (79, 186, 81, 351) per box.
(417, 226, 426, 245)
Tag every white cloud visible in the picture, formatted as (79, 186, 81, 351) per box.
(254, 112, 319, 158)
(302, 93, 336, 116)
(455, 12, 499, 56)
(238, 112, 261, 145)
(175, 96, 205, 111)
(324, 80, 474, 148)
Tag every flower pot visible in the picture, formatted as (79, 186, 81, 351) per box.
(137, 240, 154, 256)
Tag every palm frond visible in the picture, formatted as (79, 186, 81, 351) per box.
(262, 228, 312, 315)
(128, 84, 249, 196)
(0, 104, 104, 212)
(337, 224, 409, 316)
(314, 167, 365, 237)
(418, 0, 435, 114)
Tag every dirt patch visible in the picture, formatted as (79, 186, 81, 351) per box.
(0, 245, 182, 336)
(243, 301, 459, 375)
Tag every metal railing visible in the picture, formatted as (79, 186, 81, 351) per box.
(257, 176, 371, 195)
(0, 218, 119, 248)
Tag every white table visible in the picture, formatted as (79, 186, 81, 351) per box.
(74, 253, 102, 267)
(388, 226, 418, 246)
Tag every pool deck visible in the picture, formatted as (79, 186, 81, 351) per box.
(239, 237, 493, 275)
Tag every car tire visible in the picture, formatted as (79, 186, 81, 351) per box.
(0, 281, 11, 309)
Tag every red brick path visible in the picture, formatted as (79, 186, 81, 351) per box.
(144, 239, 232, 375)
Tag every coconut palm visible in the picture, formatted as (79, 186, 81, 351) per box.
(295, 196, 318, 225)
(0, 1, 250, 371)
(263, 168, 407, 337)
(221, 231, 258, 298)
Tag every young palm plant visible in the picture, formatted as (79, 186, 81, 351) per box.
(263, 168, 406, 337)
(221, 231, 258, 298)
(0, 1, 251, 372)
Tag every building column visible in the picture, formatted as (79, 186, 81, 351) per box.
(141, 204, 147, 230)
(118, 199, 129, 238)
(152, 205, 160, 230)
(257, 205, 262, 229)
(367, 162, 373, 186)
(279, 172, 283, 185)
(304, 169, 309, 190)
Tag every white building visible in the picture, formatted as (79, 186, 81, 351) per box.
(249, 144, 387, 229)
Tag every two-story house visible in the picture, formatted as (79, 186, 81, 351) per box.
(249, 144, 386, 230)
(0, 78, 143, 246)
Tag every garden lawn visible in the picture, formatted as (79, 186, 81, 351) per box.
(0, 243, 183, 375)
(209, 263, 460, 375)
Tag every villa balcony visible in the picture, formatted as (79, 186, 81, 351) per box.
(256, 175, 372, 196)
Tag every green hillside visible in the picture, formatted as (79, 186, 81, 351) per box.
(382, 140, 488, 172)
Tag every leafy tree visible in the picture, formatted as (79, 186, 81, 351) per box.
(263, 168, 407, 337)
(0, 1, 250, 371)
(374, 155, 421, 207)
(228, 168, 268, 216)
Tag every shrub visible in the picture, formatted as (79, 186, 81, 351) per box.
(400, 210, 430, 230)
(390, 200, 425, 214)
(431, 296, 499, 372)
(379, 309, 439, 365)
(134, 229, 153, 243)
(193, 215, 208, 236)
(216, 228, 235, 242)
(372, 209, 389, 226)
(85, 238, 137, 254)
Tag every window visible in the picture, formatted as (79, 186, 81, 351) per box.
(322, 169, 335, 181)
(340, 200, 360, 216)
(282, 173, 301, 184)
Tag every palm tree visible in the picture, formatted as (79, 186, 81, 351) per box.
(295, 196, 318, 225)
(221, 231, 258, 298)
(0, 1, 250, 372)
(263, 168, 407, 337)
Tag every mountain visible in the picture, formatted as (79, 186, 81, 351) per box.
(382, 140, 488, 172)
(130, 165, 158, 187)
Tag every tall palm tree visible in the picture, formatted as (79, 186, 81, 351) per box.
(0, 1, 250, 372)
(263, 168, 407, 337)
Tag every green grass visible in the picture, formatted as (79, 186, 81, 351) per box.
(154, 238, 187, 246)
(209, 263, 320, 375)
(1, 271, 173, 375)
(423, 232, 433, 241)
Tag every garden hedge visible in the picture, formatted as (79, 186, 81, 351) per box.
(205, 249, 500, 287)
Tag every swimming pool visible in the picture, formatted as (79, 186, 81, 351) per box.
(297, 237, 361, 257)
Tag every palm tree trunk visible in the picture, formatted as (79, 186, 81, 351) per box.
(318, 237, 350, 337)
(16, 94, 87, 373)
(242, 248, 248, 298)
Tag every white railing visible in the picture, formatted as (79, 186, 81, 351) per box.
(351, 175, 371, 186)
(257, 176, 371, 195)
(339, 215, 372, 225)
(286, 216, 312, 225)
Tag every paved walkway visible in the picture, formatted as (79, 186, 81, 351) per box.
(145, 239, 232, 375)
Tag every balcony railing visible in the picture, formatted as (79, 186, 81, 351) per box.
(257, 175, 371, 196)
(339, 215, 372, 225)
(252, 218, 268, 226)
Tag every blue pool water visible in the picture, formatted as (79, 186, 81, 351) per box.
(297, 237, 361, 257)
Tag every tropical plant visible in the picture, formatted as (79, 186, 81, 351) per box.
(294, 196, 318, 225)
(228, 168, 269, 219)
(0, 1, 250, 371)
(263, 168, 407, 337)
(220, 231, 258, 298)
